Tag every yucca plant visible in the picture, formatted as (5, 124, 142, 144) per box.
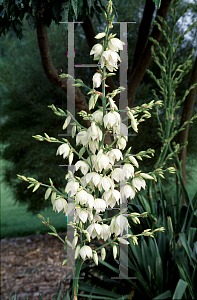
(69, 1, 197, 299)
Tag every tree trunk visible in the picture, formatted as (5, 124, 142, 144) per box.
(128, 0, 172, 108)
(129, 0, 155, 78)
(177, 56, 197, 185)
(36, 6, 90, 127)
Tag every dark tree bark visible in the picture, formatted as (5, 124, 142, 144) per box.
(129, 0, 155, 77)
(128, 0, 172, 108)
(177, 56, 197, 185)
(36, 6, 90, 127)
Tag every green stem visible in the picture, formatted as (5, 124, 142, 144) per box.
(73, 257, 83, 300)
(156, 11, 176, 168)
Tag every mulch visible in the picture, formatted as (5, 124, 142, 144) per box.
(1, 233, 72, 300)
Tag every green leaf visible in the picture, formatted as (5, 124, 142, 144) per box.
(172, 279, 188, 299)
(97, 258, 119, 274)
(179, 232, 197, 265)
(78, 282, 120, 298)
(39, 295, 44, 300)
(71, 0, 78, 19)
(152, 290, 171, 299)
(61, 2, 70, 22)
(62, 259, 67, 266)
(152, 0, 161, 8)
(155, 253, 163, 289)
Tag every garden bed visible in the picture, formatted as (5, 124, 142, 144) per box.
(1, 233, 70, 300)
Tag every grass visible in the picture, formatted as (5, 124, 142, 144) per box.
(1, 180, 67, 239)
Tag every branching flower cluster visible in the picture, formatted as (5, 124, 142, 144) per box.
(18, 1, 166, 298)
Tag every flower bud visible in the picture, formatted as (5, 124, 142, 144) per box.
(51, 191, 56, 204)
(32, 183, 41, 192)
(75, 245, 80, 259)
(45, 187, 52, 200)
(72, 236, 78, 248)
(63, 116, 71, 130)
(101, 247, 106, 261)
(93, 251, 98, 265)
(113, 245, 117, 259)
(94, 32, 106, 39)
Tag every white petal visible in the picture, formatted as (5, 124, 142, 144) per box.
(95, 32, 106, 39)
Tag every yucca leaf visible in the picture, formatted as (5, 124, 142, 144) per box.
(78, 282, 120, 298)
(177, 172, 194, 211)
(141, 237, 152, 277)
(155, 253, 163, 291)
(188, 227, 197, 248)
(172, 279, 188, 299)
(176, 254, 195, 299)
(179, 232, 197, 265)
(152, 290, 171, 299)
(97, 258, 119, 274)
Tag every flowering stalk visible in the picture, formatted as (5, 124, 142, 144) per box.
(18, 1, 166, 299)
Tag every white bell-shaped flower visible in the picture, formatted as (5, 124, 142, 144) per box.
(75, 190, 89, 206)
(108, 37, 125, 52)
(76, 130, 89, 146)
(75, 207, 89, 223)
(87, 209, 94, 223)
(117, 137, 127, 150)
(93, 198, 106, 213)
(132, 177, 146, 191)
(120, 184, 135, 203)
(92, 110, 103, 124)
(56, 144, 70, 159)
(96, 150, 110, 172)
(107, 149, 123, 164)
(113, 122, 128, 137)
(87, 193, 94, 208)
(103, 189, 120, 208)
(93, 214, 102, 222)
(65, 180, 79, 197)
(111, 168, 123, 182)
(53, 198, 68, 213)
(87, 155, 98, 171)
(122, 164, 135, 180)
(98, 176, 114, 192)
(100, 224, 111, 240)
(75, 160, 89, 175)
(89, 140, 99, 154)
(110, 215, 129, 236)
(100, 50, 121, 72)
(87, 121, 102, 142)
(79, 245, 93, 260)
(93, 72, 102, 88)
(85, 172, 101, 188)
(87, 223, 102, 239)
(104, 111, 120, 129)
(90, 43, 104, 60)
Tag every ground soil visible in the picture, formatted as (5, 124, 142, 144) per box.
(1, 233, 72, 300)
